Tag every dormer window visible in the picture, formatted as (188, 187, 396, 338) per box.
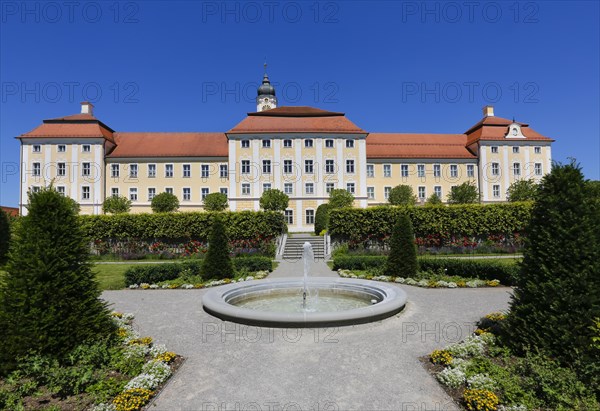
(506, 122, 525, 138)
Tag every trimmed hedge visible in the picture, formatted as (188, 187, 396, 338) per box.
(80, 211, 286, 241)
(124, 256, 273, 286)
(332, 255, 519, 285)
(329, 203, 532, 241)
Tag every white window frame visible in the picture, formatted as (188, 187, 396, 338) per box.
(304, 139, 313, 148)
(450, 164, 458, 178)
(241, 139, 250, 148)
(57, 145, 66, 153)
(433, 164, 441, 178)
(366, 164, 374, 178)
(263, 160, 272, 174)
(513, 146, 520, 153)
(345, 139, 354, 148)
(33, 144, 41, 153)
(325, 159, 335, 174)
(111, 187, 119, 197)
(305, 160, 314, 174)
(491, 146, 499, 154)
(165, 187, 174, 195)
(305, 209, 315, 225)
(220, 187, 228, 195)
(111, 164, 119, 178)
(201, 188, 210, 200)
(367, 186, 375, 199)
(534, 146, 541, 154)
(56, 186, 65, 195)
(183, 188, 191, 201)
(165, 164, 174, 178)
(82, 144, 91, 153)
(325, 139, 334, 148)
(283, 160, 293, 174)
(82, 162, 91, 177)
(241, 183, 251, 196)
(384, 186, 391, 200)
(535, 163, 542, 176)
(284, 183, 293, 195)
(513, 162, 521, 176)
(285, 209, 294, 224)
(491, 162, 500, 176)
(305, 182, 314, 195)
(326, 183, 335, 194)
(418, 186, 426, 200)
(220, 164, 228, 178)
(467, 164, 475, 178)
(57, 162, 66, 177)
(148, 164, 156, 178)
(129, 164, 138, 178)
(241, 160, 251, 174)
(401, 164, 409, 178)
(283, 139, 292, 148)
(384, 164, 392, 178)
(82, 186, 91, 200)
(201, 164, 210, 178)
(346, 160, 355, 174)
(262, 139, 271, 148)
(417, 164, 425, 178)
(346, 182, 355, 194)
(32, 162, 41, 177)
(434, 186, 442, 199)
(183, 164, 191, 178)
(492, 185, 500, 198)
(148, 187, 156, 201)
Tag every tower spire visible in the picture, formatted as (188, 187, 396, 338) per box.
(256, 62, 277, 112)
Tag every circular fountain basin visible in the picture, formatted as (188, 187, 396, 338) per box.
(202, 277, 407, 328)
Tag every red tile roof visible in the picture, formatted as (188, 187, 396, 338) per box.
(367, 133, 476, 159)
(228, 106, 366, 134)
(1, 206, 18, 217)
(465, 116, 553, 146)
(17, 112, 115, 143)
(107, 132, 228, 158)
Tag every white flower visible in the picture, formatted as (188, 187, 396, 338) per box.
(142, 360, 171, 381)
(417, 279, 429, 287)
(128, 284, 139, 289)
(437, 280, 449, 287)
(149, 344, 168, 357)
(466, 279, 486, 288)
(92, 403, 116, 411)
(394, 277, 406, 283)
(498, 405, 528, 411)
(436, 367, 466, 388)
(149, 284, 159, 289)
(405, 278, 418, 285)
(447, 282, 457, 288)
(182, 284, 194, 289)
(124, 343, 148, 358)
(162, 284, 170, 289)
(245, 276, 255, 281)
(467, 373, 498, 391)
(449, 358, 470, 371)
(124, 373, 163, 390)
(447, 335, 485, 358)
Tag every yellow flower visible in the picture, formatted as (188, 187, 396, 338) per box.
(113, 388, 154, 411)
(430, 349, 453, 366)
(154, 351, 177, 363)
(128, 336, 153, 346)
(463, 389, 499, 411)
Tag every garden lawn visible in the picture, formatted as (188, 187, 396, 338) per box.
(94, 263, 156, 290)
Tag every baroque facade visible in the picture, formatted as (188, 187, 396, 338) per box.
(18, 72, 553, 231)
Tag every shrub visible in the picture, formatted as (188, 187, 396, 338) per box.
(203, 192, 228, 211)
(0, 187, 115, 375)
(328, 188, 354, 209)
(151, 192, 179, 213)
(384, 214, 418, 277)
(259, 189, 289, 211)
(201, 216, 234, 280)
(332, 255, 386, 270)
(506, 179, 539, 202)
(448, 181, 479, 204)
(505, 161, 600, 394)
(232, 256, 272, 272)
(425, 193, 443, 206)
(0, 208, 9, 265)
(388, 185, 417, 206)
(314, 203, 330, 235)
(102, 195, 131, 214)
(124, 261, 203, 286)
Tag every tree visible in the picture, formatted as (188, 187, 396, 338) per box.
(0, 187, 115, 375)
(587, 180, 600, 200)
(201, 216, 234, 280)
(506, 179, 539, 202)
(384, 214, 418, 277)
(151, 192, 179, 213)
(388, 185, 417, 206)
(0, 208, 10, 266)
(447, 181, 479, 204)
(504, 162, 600, 393)
(102, 195, 131, 214)
(259, 189, 289, 212)
(314, 203, 330, 235)
(203, 192, 228, 211)
(424, 193, 443, 206)
(328, 189, 354, 209)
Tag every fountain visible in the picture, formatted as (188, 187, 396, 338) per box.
(202, 242, 407, 328)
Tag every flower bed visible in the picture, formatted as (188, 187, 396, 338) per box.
(128, 270, 270, 290)
(337, 269, 501, 288)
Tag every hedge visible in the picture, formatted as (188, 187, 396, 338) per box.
(124, 256, 273, 286)
(328, 203, 532, 241)
(332, 255, 519, 285)
(80, 211, 286, 241)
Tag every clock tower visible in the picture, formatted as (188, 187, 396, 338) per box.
(256, 66, 277, 112)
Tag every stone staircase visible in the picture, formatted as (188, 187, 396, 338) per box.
(282, 234, 325, 261)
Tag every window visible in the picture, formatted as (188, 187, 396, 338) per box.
(148, 188, 156, 201)
(33, 162, 41, 177)
(346, 182, 355, 194)
(467, 164, 475, 178)
(534, 146, 541, 154)
(434, 186, 442, 199)
(202, 164, 210, 178)
(183, 164, 191, 178)
(325, 139, 334, 148)
(57, 186, 65, 195)
(201, 188, 209, 199)
(535, 163, 542, 176)
(263, 160, 272, 174)
(148, 164, 156, 178)
(220, 187, 228, 196)
(183, 188, 191, 201)
(305, 160, 314, 174)
(326, 183, 335, 194)
(491, 146, 499, 154)
(129, 164, 138, 178)
(513, 146, 520, 153)
(82, 186, 90, 200)
(165, 164, 173, 178)
(401, 164, 409, 177)
(367, 164, 374, 178)
(367, 186, 374, 199)
(325, 159, 335, 174)
(33, 145, 41, 153)
(284, 160, 293, 174)
(283, 139, 292, 148)
(57, 162, 66, 177)
(491, 162, 500, 176)
(384, 164, 392, 178)
(284, 183, 293, 195)
(305, 209, 315, 225)
(513, 162, 521, 176)
(305, 183, 314, 194)
(384, 187, 391, 200)
(111, 188, 119, 197)
(493, 185, 500, 198)
(58, 145, 66, 152)
(82, 162, 91, 177)
(165, 188, 173, 194)
(417, 164, 425, 178)
(346, 160, 355, 174)
(346, 139, 354, 148)
(111, 164, 119, 178)
(450, 165, 458, 178)
(433, 164, 441, 178)
(305, 139, 313, 148)
(242, 183, 251, 195)
(262, 139, 271, 148)
(418, 186, 426, 199)
(241, 160, 251, 174)
(285, 210, 294, 224)
(263, 183, 271, 192)
(220, 164, 228, 178)
(239, 139, 250, 149)
(82, 145, 91, 153)
(31, 186, 41, 193)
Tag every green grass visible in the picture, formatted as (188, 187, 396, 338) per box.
(93, 263, 158, 290)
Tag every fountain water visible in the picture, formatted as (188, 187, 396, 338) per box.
(302, 242, 313, 309)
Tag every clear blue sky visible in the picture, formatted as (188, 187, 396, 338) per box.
(1, 0, 598, 207)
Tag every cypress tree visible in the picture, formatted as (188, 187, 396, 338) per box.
(201, 215, 234, 279)
(384, 214, 418, 277)
(504, 162, 600, 393)
(0, 187, 115, 375)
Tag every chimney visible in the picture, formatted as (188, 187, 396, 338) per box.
(81, 101, 94, 115)
(482, 105, 494, 117)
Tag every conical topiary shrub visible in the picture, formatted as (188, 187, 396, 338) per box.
(201, 215, 234, 280)
(384, 214, 418, 277)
